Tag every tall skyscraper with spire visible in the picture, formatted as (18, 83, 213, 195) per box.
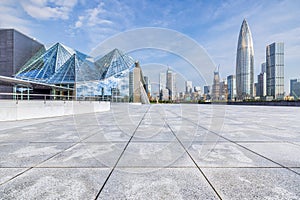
(212, 68, 220, 101)
(236, 19, 254, 100)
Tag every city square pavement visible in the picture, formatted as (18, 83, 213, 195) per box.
(0, 103, 299, 199)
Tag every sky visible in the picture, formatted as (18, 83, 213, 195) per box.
(1, 0, 300, 94)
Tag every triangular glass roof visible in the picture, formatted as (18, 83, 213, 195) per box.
(95, 49, 135, 80)
(15, 43, 74, 82)
(47, 54, 76, 84)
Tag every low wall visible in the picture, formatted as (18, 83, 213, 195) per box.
(0, 100, 110, 121)
(226, 101, 300, 107)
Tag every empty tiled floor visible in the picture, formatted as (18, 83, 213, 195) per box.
(0, 104, 299, 199)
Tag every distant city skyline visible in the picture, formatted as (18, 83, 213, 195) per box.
(1, 1, 300, 93)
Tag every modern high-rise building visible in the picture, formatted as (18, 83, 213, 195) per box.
(185, 80, 192, 94)
(219, 79, 228, 100)
(159, 72, 166, 91)
(290, 79, 300, 99)
(261, 62, 266, 73)
(204, 85, 210, 95)
(236, 19, 254, 100)
(227, 75, 236, 101)
(166, 68, 176, 101)
(266, 42, 284, 99)
(257, 72, 267, 97)
(212, 70, 220, 100)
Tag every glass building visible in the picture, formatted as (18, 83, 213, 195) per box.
(14, 43, 149, 103)
(290, 79, 300, 99)
(266, 42, 284, 100)
(227, 75, 236, 101)
(236, 19, 254, 100)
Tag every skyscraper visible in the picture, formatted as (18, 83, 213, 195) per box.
(159, 72, 166, 91)
(236, 19, 254, 100)
(185, 81, 192, 94)
(166, 68, 176, 100)
(266, 42, 284, 99)
(256, 63, 267, 98)
(227, 75, 236, 101)
(290, 79, 300, 99)
(212, 70, 220, 101)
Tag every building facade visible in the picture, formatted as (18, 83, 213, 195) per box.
(227, 75, 236, 101)
(219, 79, 228, 101)
(266, 42, 284, 99)
(166, 68, 176, 101)
(185, 81, 192, 94)
(236, 19, 254, 100)
(0, 29, 44, 95)
(290, 79, 300, 99)
(159, 72, 166, 92)
(212, 70, 220, 101)
(257, 72, 267, 97)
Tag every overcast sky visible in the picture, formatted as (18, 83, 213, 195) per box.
(1, 0, 299, 94)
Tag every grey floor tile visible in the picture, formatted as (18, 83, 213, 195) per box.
(0, 168, 27, 185)
(202, 168, 300, 200)
(0, 142, 72, 167)
(186, 142, 278, 167)
(0, 168, 110, 200)
(98, 168, 219, 199)
(40, 142, 126, 167)
(239, 142, 300, 167)
(117, 142, 195, 167)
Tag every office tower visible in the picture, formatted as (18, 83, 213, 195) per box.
(166, 68, 176, 100)
(212, 70, 220, 100)
(204, 86, 210, 95)
(261, 62, 266, 73)
(256, 62, 267, 98)
(227, 75, 236, 101)
(257, 73, 267, 97)
(290, 79, 300, 99)
(236, 19, 254, 100)
(266, 42, 284, 99)
(159, 72, 166, 91)
(0, 29, 44, 96)
(185, 81, 192, 94)
(220, 79, 228, 100)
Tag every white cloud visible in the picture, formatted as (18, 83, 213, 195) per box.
(19, 0, 78, 20)
(74, 2, 113, 28)
(0, 1, 33, 34)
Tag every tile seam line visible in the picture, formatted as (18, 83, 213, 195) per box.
(167, 109, 300, 176)
(94, 105, 151, 200)
(0, 127, 103, 186)
(166, 122, 223, 200)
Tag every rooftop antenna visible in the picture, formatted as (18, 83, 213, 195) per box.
(215, 64, 220, 72)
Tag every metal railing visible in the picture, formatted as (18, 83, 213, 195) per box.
(0, 93, 111, 103)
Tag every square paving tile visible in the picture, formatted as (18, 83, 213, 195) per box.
(40, 142, 127, 167)
(0, 168, 110, 199)
(117, 142, 195, 167)
(97, 168, 219, 199)
(132, 125, 176, 142)
(0, 142, 72, 167)
(202, 168, 300, 200)
(186, 142, 278, 167)
(0, 168, 27, 185)
(239, 142, 300, 167)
